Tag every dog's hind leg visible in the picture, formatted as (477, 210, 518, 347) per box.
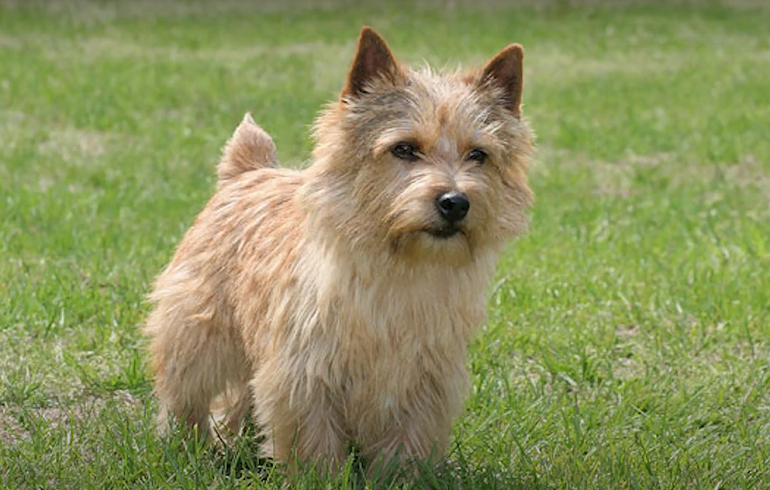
(145, 273, 248, 443)
(210, 381, 253, 443)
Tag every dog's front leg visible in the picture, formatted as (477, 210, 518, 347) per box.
(253, 367, 348, 474)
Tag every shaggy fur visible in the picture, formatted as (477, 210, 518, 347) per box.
(144, 27, 534, 473)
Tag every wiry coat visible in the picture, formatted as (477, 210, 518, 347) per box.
(144, 27, 534, 472)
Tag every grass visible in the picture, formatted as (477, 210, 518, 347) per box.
(1, 0, 769, 488)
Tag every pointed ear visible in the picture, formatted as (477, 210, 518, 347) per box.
(342, 27, 405, 99)
(477, 44, 524, 117)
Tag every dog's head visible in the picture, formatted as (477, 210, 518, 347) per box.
(304, 27, 534, 265)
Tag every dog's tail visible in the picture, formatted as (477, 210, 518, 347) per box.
(217, 113, 278, 187)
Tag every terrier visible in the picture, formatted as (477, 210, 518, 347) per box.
(144, 26, 534, 473)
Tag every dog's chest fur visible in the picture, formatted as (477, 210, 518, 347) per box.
(293, 245, 495, 435)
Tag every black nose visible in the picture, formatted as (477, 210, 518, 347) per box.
(435, 191, 470, 223)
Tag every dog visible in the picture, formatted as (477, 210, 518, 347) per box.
(144, 26, 534, 474)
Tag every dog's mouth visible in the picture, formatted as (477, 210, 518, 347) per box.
(426, 225, 462, 239)
(389, 225, 473, 260)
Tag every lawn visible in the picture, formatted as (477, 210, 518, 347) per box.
(1, 0, 769, 488)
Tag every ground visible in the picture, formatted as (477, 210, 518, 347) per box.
(1, 0, 769, 488)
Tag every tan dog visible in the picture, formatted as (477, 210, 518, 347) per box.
(144, 26, 534, 473)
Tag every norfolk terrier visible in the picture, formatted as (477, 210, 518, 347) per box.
(145, 26, 534, 473)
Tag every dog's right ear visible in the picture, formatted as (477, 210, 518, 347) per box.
(342, 27, 406, 99)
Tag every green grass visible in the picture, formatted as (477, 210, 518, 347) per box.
(2, 0, 769, 488)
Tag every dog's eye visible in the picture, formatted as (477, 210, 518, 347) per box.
(467, 149, 487, 164)
(391, 142, 420, 162)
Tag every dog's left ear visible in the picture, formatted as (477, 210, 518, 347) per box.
(476, 44, 524, 118)
(342, 26, 406, 99)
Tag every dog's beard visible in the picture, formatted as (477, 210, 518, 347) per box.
(387, 225, 474, 266)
